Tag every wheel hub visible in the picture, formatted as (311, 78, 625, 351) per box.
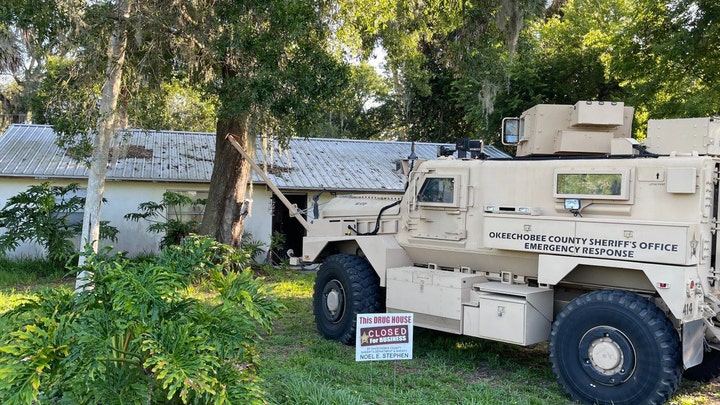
(322, 279, 346, 323)
(579, 326, 636, 386)
(589, 338, 623, 374)
(326, 290, 340, 313)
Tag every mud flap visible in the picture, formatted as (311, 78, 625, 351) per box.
(683, 319, 705, 368)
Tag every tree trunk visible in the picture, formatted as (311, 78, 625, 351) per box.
(199, 114, 253, 249)
(76, 0, 130, 290)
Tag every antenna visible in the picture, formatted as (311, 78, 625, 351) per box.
(408, 141, 417, 172)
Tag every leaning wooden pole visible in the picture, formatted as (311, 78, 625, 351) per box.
(225, 133, 311, 231)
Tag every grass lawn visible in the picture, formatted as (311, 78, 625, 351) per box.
(1, 265, 718, 404)
(0, 256, 69, 288)
(258, 269, 720, 405)
(0, 257, 72, 313)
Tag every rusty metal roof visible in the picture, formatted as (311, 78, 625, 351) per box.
(0, 124, 510, 192)
(0, 125, 215, 183)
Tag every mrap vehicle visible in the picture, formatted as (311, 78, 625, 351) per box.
(299, 101, 720, 405)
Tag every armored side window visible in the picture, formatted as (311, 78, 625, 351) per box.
(554, 170, 630, 200)
(418, 177, 455, 204)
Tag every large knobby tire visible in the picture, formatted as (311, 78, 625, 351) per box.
(684, 347, 720, 382)
(549, 290, 682, 405)
(313, 254, 383, 345)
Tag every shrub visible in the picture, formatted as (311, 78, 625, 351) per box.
(0, 182, 118, 268)
(0, 235, 283, 404)
(267, 231, 288, 265)
(124, 191, 206, 248)
(240, 232, 269, 266)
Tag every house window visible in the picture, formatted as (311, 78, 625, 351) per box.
(166, 189, 208, 223)
(56, 185, 86, 226)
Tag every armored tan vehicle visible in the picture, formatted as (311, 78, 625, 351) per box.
(301, 101, 720, 404)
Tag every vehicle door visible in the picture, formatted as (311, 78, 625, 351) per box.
(407, 168, 470, 241)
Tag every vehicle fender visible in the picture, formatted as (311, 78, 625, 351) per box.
(538, 254, 697, 321)
(303, 235, 412, 286)
(355, 235, 413, 286)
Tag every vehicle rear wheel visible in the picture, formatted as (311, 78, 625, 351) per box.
(313, 254, 383, 345)
(684, 347, 720, 381)
(549, 289, 682, 405)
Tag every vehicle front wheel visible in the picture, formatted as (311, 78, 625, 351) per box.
(313, 254, 383, 345)
(549, 289, 682, 405)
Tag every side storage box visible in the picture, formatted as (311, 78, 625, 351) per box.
(463, 283, 553, 346)
(386, 267, 486, 334)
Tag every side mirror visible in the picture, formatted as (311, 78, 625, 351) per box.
(501, 117, 520, 145)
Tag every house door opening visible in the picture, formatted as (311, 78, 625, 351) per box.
(270, 194, 307, 264)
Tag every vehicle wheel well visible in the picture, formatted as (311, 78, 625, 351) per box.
(559, 264, 654, 293)
(316, 240, 360, 262)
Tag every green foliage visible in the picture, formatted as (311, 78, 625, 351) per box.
(8, 0, 720, 155)
(0, 182, 118, 269)
(404, 44, 475, 143)
(0, 0, 82, 132)
(490, 0, 720, 138)
(266, 231, 288, 265)
(126, 79, 217, 133)
(330, 0, 720, 144)
(487, 0, 635, 136)
(313, 62, 394, 139)
(189, 0, 349, 139)
(1, 262, 716, 404)
(156, 234, 256, 279)
(0, 79, 23, 132)
(125, 191, 206, 249)
(0, 256, 67, 287)
(0, 235, 283, 404)
(30, 56, 103, 161)
(333, 0, 547, 142)
(17, 1, 216, 160)
(271, 374, 366, 405)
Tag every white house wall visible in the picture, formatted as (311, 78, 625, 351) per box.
(0, 178, 211, 259)
(102, 181, 169, 255)
(0, 177, 282, 260)
(0, 177, 400, 261)
(0, 178, 46, 258)
(243, 186, 273, 250)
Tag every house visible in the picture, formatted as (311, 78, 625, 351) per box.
(0, 124, 509, 259)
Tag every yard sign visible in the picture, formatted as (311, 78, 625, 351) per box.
(355, 313, 413, 362)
